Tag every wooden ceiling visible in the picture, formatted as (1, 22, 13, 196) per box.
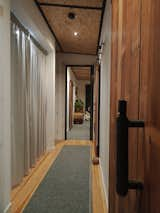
(35, 0, 106, 55)
(38, 0, 103, 7)
(72, 67, 91, 81)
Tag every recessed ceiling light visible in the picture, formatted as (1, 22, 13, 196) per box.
(74, 32, 78, 36)
(68, 12, 76, 20)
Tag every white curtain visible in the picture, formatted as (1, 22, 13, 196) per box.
(11, 21, 47, 187)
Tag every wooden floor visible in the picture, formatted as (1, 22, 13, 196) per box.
(11, 140, 108, 213)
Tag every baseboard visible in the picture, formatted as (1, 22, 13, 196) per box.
(99, 159, 108, 210)
(55, 140, 64, 145)
(4, 202, 11, 213)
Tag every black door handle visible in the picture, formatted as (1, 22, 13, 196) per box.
(116, 100, 144, 197)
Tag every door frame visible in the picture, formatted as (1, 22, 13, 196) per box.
(97, 65, 101, 157)
(85, 84, 92, 112)
(65, 64, 94, 140)
(93, 64, 101, 157)
(69, 80, 74, 130)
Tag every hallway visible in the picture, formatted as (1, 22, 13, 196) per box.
(11, 141, 107, 213)
(67, 121, 90, 140)
(1, 0, 160, 212)
(1, 0, 110, 212)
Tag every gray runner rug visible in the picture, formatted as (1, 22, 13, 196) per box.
(23, 145, 92, 213)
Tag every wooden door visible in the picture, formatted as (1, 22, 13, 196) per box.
(69, 80, 73, 130)
(109, 1, 141, 213)
(109, 0, 160, 213)
(138, 0, 160, 212)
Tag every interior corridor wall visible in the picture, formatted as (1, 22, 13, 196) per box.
(11, 0, 57, 153)
(55, 53, 96, 140)
(99, 0, 111, 208)
(46, 51, 56, 151)
(55, 56, 66, 140)
(0, 0, 56, 211)
(66, 67, 90, 132)
(66, 67, 77, 132)
(11, 19, 56, 187)
(0, 1, 11, 212)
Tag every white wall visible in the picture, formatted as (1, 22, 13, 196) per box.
(99, 0, 111, 208)
(11, 0, 56, 151)
(0, 0, 11, 212)
(11, 0, 55, 52)
(55, 57, 66, 140)
(66, 67, 77, 131)
(57, 53, 97, 65)
(55, 53, 96, 140)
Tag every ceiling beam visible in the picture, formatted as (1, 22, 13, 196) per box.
(38, 2, 103, 10)
(34, 0, 63, 51)
(66, 65, 93, 67)
(72, 71, 90, 81)
(61, 51, 97, 56)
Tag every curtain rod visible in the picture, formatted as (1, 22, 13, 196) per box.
(11, 13, 48, 56)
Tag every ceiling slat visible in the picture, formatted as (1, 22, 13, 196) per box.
(39, 3, 102, 10)
(72, 67, 91, 81)
(41, 6, 101, 54)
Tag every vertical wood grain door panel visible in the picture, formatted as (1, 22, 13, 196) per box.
(110, 0, 160, 213)
(109, 0, 141, 213)
(139, 0, 160, 212)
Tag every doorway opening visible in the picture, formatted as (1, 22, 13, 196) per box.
(65, 65, 94, 140)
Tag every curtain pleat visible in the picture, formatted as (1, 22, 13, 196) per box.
(11, 22, 47, 187)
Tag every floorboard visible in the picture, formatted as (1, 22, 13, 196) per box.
(11, 140, 107, 213)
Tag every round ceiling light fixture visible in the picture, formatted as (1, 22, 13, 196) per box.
(68, 12, 76, 20)
(74, 32, 78, 36)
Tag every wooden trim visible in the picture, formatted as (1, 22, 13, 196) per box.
(62, 51, 97, 56)
(66, 65, 94, 67)
(90, 65, 95, 140)
(34, 0, 63, 51)
(108, 1, 120, 213)
(97, 65, 101, 157)
(56, 51, 97, 56)
(96, 0, 107, 54)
